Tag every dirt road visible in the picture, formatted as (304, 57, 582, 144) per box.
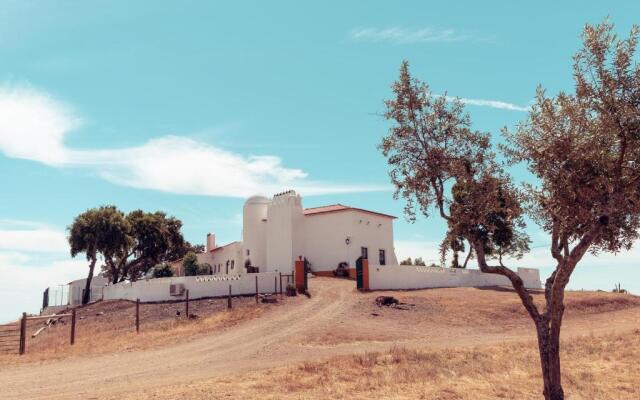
(1, 277, 638, 400)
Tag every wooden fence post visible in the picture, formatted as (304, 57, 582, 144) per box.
(255, 276, 259, 304)
(19, 312, 26, 355)
(70, 309, 76, 345)
(274, 276, 277, 294)
(136, 299, 140, 333)
(279, 272, 283, 297)
(185, 290, 190, 317)
(227, 285, 232, 309)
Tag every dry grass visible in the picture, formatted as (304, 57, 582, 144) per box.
(0, 296, 276, 366)
(124, 329, 640, 400)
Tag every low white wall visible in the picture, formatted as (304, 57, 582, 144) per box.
(102, 272, 290, 303)
(368, 264, 541, 290)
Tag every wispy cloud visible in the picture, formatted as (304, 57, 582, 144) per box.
(444, 95, 529, 112)
(350, 27, 485, 44)
(0, 83, 388, 197)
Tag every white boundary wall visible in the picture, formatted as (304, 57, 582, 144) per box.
(102, 272, 288, 303)
(369, 264, 541, 290)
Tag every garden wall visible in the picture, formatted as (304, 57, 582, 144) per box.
(102, 272, 289, 303)
(368, 264, 541, 291)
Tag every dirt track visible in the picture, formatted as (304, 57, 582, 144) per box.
(1, 277, 638, 400)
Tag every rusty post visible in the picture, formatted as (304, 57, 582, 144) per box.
(227, 285, 232, 309)
(19, 312, 26, 355)
(136, 299, 140, 333)
(70, 309, 76, 345)
(274, 276, 277, 295)
(185, 290, 190, 318)
(255, 275, 259, 304)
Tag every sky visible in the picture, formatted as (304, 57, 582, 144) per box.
(1, 1, 639, 322)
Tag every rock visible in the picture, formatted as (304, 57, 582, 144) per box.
(375, 296, 400, 307)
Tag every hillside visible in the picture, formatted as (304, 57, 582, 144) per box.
(0, 277, 638, 399)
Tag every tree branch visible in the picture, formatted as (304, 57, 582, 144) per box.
(472, 239, 542, 321)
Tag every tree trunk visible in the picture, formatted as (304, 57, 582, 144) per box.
(535, 320, 564, 400)
(82, 257, 97, 305)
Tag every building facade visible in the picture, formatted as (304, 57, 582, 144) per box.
(178, 190, 398, 276)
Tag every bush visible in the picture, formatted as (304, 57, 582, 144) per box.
(152, 262, 174, 278)
(183, 251, 200, 276)
(199, 262, 213, 275)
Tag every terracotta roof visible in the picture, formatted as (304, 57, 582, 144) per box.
(210, 241, 241, 252)
(303, 204, 396, 219)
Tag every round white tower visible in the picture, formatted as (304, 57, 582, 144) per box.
(243, 195, 269, 271)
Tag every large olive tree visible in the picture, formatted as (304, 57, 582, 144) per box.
(379, 20, 640, 400)
(68, 206, 129, 304)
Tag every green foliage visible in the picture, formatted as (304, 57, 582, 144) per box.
(183, 251, 200, 276)
(69, 205, 188, 283)
(199, 262, 213, 275)
(152, 262, 174, 278)
(399, 257, 412, 265)
(413, 257, 426, 266)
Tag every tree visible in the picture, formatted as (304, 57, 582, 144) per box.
(104, 210, 188, 283)
(502, 20, 640, 399)
(380, 20, 640, 399)
(199, 262, 213, 275)
(413, 257, 427, 266)
(68, 206, 129, 304)
(183, 251, 200, 276)
(152, 262, 174, 278)
(399, 257, 413, 265)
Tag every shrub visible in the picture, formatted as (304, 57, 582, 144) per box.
(152, 262, 174, 278)
(183, 251, 199, 276)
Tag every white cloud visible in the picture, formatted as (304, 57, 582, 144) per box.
(0, 84, 79, 165)
(444, 95, 529, 112)
(0, 83, 388, 197)
(350, 27, 477, 44)
(0, 250, 87, 323)
(0, 228, 68, 253)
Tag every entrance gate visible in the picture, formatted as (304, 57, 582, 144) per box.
(355, 257, 369, 291)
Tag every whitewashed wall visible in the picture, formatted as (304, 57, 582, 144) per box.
(102, 272, 289, 303)
(368, 264, 541, 290)
(303, 210, 398, 273)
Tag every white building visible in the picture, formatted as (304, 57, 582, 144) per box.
(180, 190, 398, 276)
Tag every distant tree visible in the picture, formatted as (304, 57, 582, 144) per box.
(399, 257, 413, 265)
(413, 257, 426, 266)
(380, 20, 640, 400)
(152, 262, 174, 278)
(68, 206, 129, 304)
(183, 251, 200, 276)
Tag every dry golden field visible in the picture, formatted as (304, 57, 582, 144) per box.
(0, 277, 638, 400)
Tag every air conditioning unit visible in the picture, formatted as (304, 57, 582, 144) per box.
(170, 283, 185, 296)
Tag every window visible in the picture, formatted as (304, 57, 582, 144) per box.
(231, 260, 235, 270)
(379, 249, 386, 265)
(226, 260, 229, 274)
(361, 247, 368, 259)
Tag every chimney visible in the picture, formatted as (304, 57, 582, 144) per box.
(206, 233, 216, 252)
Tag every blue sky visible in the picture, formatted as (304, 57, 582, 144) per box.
(1, 1, 639, 322)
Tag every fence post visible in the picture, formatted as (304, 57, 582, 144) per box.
(227, 285, 232, 309)
(70, 309, 76, 345)
(185, 290, 190, 317)
(136, 299, 140, 333)
(255, 276, 259, 304)
(19, 312, 26, 355)
(274, 276, 277, 294)
(279, 272, 283, 297)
